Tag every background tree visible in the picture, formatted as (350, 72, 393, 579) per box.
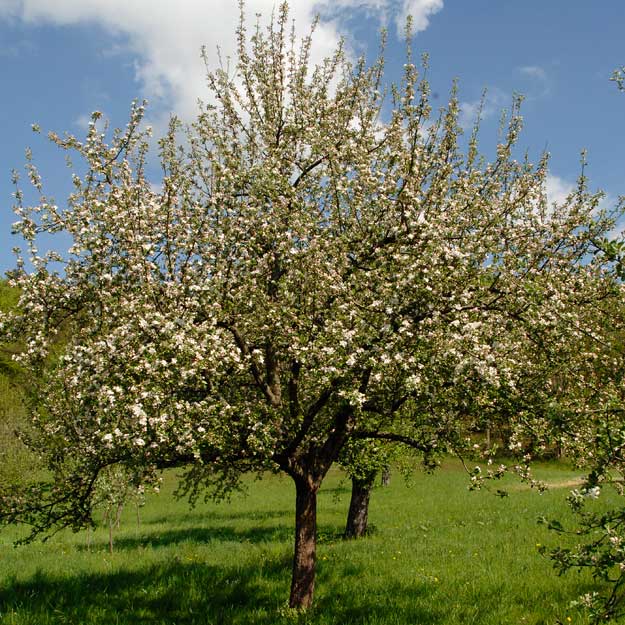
(0, 3, 621, 610)
(340, 439, 395, 539)
(528, 240, 625, 623)
(91, 464, 146, 554)
(492, 71, 625, 624)
(0, 280, 33, 488)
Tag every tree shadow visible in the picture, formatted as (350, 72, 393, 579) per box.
(317, 485, 350, 496)
(78, 522, 347, 552)
(0, 559, 286, 625)
(145, 508, 291, 526)
(110, 524, 294, 551)
(0, 557, 445, 625)
(0, 540, 595, 625)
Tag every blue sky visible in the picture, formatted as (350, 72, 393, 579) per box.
(0, 0, 623, 276)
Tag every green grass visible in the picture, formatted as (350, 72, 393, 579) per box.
(0, 460, 614, 624)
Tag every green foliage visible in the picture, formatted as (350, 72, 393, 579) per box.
(339, 439, 393, 483)
(0, 280, 31, 487)
(0, 375, 30, 487)
(0, 281, 19, 312)
(540, 496, 625, 623)
(593, 237, 625, 281)
(0, 280, 21, 379)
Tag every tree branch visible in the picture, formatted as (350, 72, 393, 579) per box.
(351, 430, 434, 454)
(216, 321, 281, 407)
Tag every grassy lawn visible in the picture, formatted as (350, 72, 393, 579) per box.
(0, 460, 612, 625)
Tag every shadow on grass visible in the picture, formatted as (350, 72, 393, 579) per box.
(110, 524, 295, 551)
(0, 556, 442, 625)
(0, 558, 288, 625)
(145, 508, 291, 526)
(77, 522, 347, 553)
(317, 485, 350, 496)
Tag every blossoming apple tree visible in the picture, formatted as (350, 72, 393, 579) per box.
(525, 79, 625, 620)
(0, 3, 621, 610)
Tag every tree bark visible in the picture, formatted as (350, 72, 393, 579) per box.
(289, 476, 318, 609)
(344, 473, 376, 539)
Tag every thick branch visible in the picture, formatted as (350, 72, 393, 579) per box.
(277, 376, 342, 463)
(312, 403, 353, 477)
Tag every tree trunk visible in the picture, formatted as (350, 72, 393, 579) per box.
(381, 465, 391, 487)
(344, 473, 376, 539)
(115, 502, 123, 529)
(289, 477, 318, 609)
(108, 514, 114, 554)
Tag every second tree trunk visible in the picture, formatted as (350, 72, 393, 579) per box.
(344, 473, 376, 539)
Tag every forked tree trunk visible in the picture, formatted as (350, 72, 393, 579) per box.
(289, 477, 318, 609)
(344, 473, 376, 539)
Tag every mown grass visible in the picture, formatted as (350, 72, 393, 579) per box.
(0, 460, 614, 624)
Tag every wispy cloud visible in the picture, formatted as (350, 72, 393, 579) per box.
(312, 0, 443, 37)
(73, 110, 108, 132)
(458, 87, 508, 131)
(519, 65, 547, 81)
(518, 64, 551, 98)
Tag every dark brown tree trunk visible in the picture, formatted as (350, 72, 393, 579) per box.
(289, 477, 318, 609)
(344, 473, 376, 539)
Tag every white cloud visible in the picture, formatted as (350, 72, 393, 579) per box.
(397, 0, 443, 35)
(0, 0, 444, 128)
(545, 173, 575, 207)
(545, 173, 617, 217)
(544, 173, 622, 240)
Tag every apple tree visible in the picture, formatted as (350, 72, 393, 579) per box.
(0, 3, 620, 609)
